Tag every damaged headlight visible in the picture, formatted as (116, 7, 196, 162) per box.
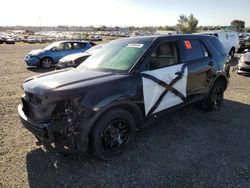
(58, 60, 76, 67)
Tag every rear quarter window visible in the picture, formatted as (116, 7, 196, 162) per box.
(208, 38, 227, 56)
(182, 39, 208, 61)
(73, 42, 86, 49)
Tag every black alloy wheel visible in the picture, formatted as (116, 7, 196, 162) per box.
(202, 80, 226, 111)
(91, 108, 136, 160)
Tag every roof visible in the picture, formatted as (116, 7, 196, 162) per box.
(127, 34, 215, 41)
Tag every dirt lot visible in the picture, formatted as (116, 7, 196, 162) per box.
(0, 43, 250, 188)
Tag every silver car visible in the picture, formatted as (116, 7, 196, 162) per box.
(238, 49, 250, 75)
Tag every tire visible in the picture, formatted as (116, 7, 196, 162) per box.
(229, 48, 235, 58)
(91, 108, 136, 160)
(202, 80, 226, 111)
(41, 57, 53, 68)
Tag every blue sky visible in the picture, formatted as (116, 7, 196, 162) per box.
(1, 0, 249, 27)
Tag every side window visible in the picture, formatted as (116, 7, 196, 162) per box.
(57, 42, 72, 51)
(208, 38, 227, 56)
(183, 39, 208, 61)
(201, 42, 209, 57)
(149, 42, 178, 70)
(72, 42, 86, 49)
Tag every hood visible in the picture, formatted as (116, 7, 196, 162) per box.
(23, 69, 128, 96)
(28, 49, 45, 56)
(241, 52, 250, 62)
(60, 52, 87, 62)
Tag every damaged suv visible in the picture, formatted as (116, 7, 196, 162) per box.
(18, 35, 230, 160)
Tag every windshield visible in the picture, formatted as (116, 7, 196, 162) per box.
(77, 38, 152, 72)
(85, 44, 104, 54)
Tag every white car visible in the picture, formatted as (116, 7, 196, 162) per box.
(5, 36, 15, 44)
(201, 31, 240, 57)
(238, 49, 250, 75)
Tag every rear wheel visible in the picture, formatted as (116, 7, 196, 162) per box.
(91, 108, 136, 160)
(41, 57, 53, 68)
(202, 80, 226, 111)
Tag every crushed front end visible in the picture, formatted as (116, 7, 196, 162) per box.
(18, 91, 85, 149)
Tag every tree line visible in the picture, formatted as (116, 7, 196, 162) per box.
(167, 14, 248, 33)
(0, 15, 249, 33)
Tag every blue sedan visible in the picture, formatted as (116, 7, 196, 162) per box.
(25, 41, 95, 68)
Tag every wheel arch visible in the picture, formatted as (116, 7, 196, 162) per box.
(230, 46, 235, 52)
(40, 56, 54, 63)
(229, 47, 235, 57)
(79, 100, 143, 136)
(209, 73, 228, 92)
(77, 100, 144, 153)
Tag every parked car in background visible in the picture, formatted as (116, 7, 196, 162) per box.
(19, 35, 230, 160)
(0, 36, 5, 44)
(201, 31, 240, 57)
(36, 38, 47, 43)
(25, 41, 94, 68)
(56, 44, 105, 69)
(90, 35, 103, 41)
(238, 49, 250, 75)
(237, 36, 250, 53)
(5, 37, 15, 44)
(26, 38, 36, 44)
(239, 33, 250, 39)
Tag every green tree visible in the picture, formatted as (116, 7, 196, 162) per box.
(177, 14, 199, 33)
(231, 19, 245, 32)
(247, 27, 250, 33)
(100, 25, 107, 31)
(164, 25, 176, 31)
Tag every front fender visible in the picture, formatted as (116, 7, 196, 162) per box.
(77, 99, 144, 153)
(79, 99, 144, 136)
(208, 72, 229, 92)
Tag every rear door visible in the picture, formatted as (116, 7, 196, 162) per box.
(181, 38, 214, 97)
(142, 40, 188, 116)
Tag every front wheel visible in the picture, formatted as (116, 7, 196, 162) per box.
(91, 108, 136, 160)
(41, 57, 53, 68)
(202, 80, 226, 111)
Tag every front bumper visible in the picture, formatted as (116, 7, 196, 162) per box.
(238, 62, 250, 74)
(25, 56, 41, 66)
(18, 104, 53, 143)
(18, 104, 88, 152)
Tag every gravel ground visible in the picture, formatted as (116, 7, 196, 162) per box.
(0, 43, 249, 188)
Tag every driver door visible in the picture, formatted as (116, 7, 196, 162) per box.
(142, 41, 188, 116)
